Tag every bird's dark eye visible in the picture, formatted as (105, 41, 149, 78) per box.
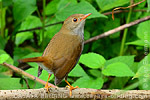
(73, 18, 78, 22)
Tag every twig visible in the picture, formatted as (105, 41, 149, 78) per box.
(84, 16, 150, 44)
(112, 0, 146, 20)
(16, 9, 146, 33)
(1, 88, 150, 100)
(17, 21, 63, 33)
(103, 9, 147, 16)
(2, 62, 57, 88)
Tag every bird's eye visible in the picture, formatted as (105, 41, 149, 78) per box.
(73, 18, 78, 22)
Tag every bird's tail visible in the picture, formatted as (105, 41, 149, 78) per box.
(18, 57, 45, 63)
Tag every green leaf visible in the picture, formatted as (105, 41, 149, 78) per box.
(138, 54, 150, 69)
(133, 64, 150, 90)
(0, 50, 13, 72)
(109, 77, 129, 89)
(79, 52, 106, 69)
(0, 50, 13, 65)
(56, 1, 106, 21)
(45, 17, 62, 39)
(96, 0, 130, 11)
(88, 69, 102, 77)
(72, 76, 104, 89)
(0, 78, 22, 89)
(136, 20, 150, 41)
(13, 0, 37, 24)
(126, 40, 145, 46)
(0, 54, 9, 64)
(26, 67, 54, 81)
(102, 62, 135, 77)
(15, 32, 33, 46)
(19, 16, 42, 31)
(68, 64, 87, 77)
(45, 0, 60, 15)
(15, 15, 42, 46)
(57, 0, 77, 10)
(105, 56, 135, 69)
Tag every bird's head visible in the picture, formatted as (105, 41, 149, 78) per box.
(62, 13, 91, 35)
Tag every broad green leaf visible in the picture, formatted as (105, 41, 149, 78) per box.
(57, 0, 77, 10)
(15, 32, 33, 46)
(109, 77, 129, 89)
(26, 67, 54, 81)
(15, 16, 42, 46)
(96, 0, 130, 11)
(72, 76, 104, 89)
(0, 50, 13, 65)
(138, 54, 150, 69)
(105, 56, 135, 69)
(19, 16, 42, 31)
(79, 52, 106, 68)
(68, 64, 87, 77)
(0, 78, 22, 89)
(13, 0, 37, 24)
(0, 54, 9, 64)
(136, 20, 150, 41)
(102, 62, 135, 77)
(0, 50, 13, 72)
(133, 64, 150, 90)
(88, 69, 102, 77)
(126, 40, 145, 46)
(45, 0, 60, 15)
(56, 1, 106, 21)
(45, 17, 62, 39)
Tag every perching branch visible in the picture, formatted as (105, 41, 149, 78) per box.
(1, 88, 150, 100)
(84, 16, 150, 44)
(2, 62, 57, 88)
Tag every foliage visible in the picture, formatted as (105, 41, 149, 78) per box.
(0, 0, 150, 90)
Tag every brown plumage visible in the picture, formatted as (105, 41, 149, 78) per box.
(19, 13, 91, 95)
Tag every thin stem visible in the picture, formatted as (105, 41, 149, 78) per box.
(0, 1, 4, 38)
(119, 0, 133, 56)
(41, 0, 46, 50)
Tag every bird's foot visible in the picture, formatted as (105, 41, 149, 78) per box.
(66, 85, 79, 96)
(44, 84, 51, 93)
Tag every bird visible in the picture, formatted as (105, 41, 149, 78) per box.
(18, 13, 91, 96)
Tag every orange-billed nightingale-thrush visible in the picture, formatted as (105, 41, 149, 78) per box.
(19, 13, 91, 96)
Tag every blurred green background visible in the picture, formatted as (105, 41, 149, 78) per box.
(0, 0, 150, 90)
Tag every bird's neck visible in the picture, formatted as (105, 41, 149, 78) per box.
(60, 25, 84, 41)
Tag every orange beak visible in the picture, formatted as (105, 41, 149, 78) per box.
(80, 13, 92, 21)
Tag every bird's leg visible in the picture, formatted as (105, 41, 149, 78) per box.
(44, 74, 51, 92)
(65, 78, 79, 96)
